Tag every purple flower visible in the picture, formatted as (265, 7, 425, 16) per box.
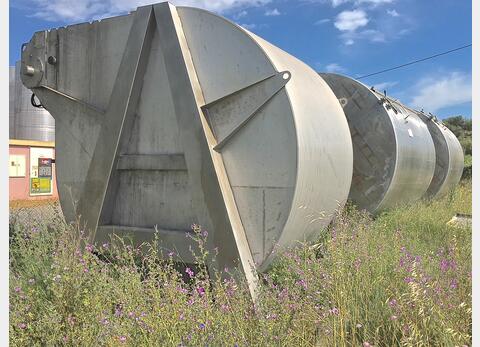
(14, 287, 21, 293)
(202, 230, 208, 238)
(100, 318, 109, 326)
(329, 307, 339, 315)
(102, 242, 109, 249)
(404, 277, 414, 283)
(296, 279, 308, 290)
(179, 313, 185, 321)
(18, 323, 27, 329)
(185, 267, 194, 278)
(168, 251, 175, 257)
(199, 323, 206, 329)
(85, 244, 94, 252)
(197, 286, 206, 296)
(389, 299, 397, 307)
(119, 336, 127, 343)
(450, 279, 458, 289)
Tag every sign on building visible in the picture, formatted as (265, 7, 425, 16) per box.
(30, 147, 54, 196)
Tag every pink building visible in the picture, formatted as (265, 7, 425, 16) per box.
(9, 139, 58, 202)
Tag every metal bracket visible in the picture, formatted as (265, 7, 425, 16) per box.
(201, 71, 291, 151)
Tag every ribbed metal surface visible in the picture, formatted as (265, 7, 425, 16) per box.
(320, 73, 436, 214)
(9, 66, 15, 139)
(414, 111, 464, 199)
(12, 62, 55, 141)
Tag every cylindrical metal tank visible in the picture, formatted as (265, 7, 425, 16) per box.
(9, 66, 15, 138)
(19, 3, 353, 292)
(320, 73, 436, 214)
(13, 61, 55, 141)
(413, 110, 464, 198)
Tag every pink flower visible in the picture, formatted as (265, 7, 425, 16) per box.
(85, 244, 94, 252)
(329, 307, 339, 315)
(185, 267, 194, 278)
(18, 323, 27, 329)
(197, 286, 206, 296)
(119, 336, 127, 343)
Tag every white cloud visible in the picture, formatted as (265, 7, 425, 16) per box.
(387, 9, 399, 17)
(324, 63, 347, 73)
(372, 81, 397, 91)
(19, 0, 271, 22)
(411, 72, 472, 113)
(334, 10, 369, 31)
(240, 23, 257, 29)
(265, 8, 281, 16)
(234, 10, 248, 19)
(357, 0, 393, 5)
(314, 18, 330, 25)
(304, 0, 393, 7)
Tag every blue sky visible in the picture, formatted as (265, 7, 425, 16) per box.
(9, 0, 472, 118)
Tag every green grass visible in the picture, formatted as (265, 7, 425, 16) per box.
(9, 182, 471, 346)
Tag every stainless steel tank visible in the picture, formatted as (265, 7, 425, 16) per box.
(413, 110, 464, 198)
(20, 3, 353, 296)
(13, 61, 55, 141)
(320, 73, 436, 214)
(9, 66, 15, 138)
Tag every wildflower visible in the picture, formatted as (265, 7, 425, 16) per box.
(83, 268, 89, 273)
(197, 286, 206, 296)
(440, 259, 449, 272)
(100, 318, 109, 326)
(119, 336, 127, 343)
(356, 323, 362, 328)
(404, 277, 414, 283)
(18, 323, 27, 329)
(185, 267, 195, 278)
(202, 230, 208, 238)
(329, 307, 339, 315)
(296, 279, 308, 290)
(266, 313, 278, 320)
(115, 307, 123, 317)
(14, 287, 21, 293)
(363, 342, 372, 347)
(53, 275, 61, 282)
(102, 242, 109, 249)
(128, 311, 135, 318)
(179, 313, 185, 321)
(31, 227, 38, 234)
(390, 315, 398, 320)
(450, 279, 458, 289)
(388, 299, 397, 307)
(85, 244, 94, 252)
(168, 251, 175, 257)
(199, 323, 206, 329)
